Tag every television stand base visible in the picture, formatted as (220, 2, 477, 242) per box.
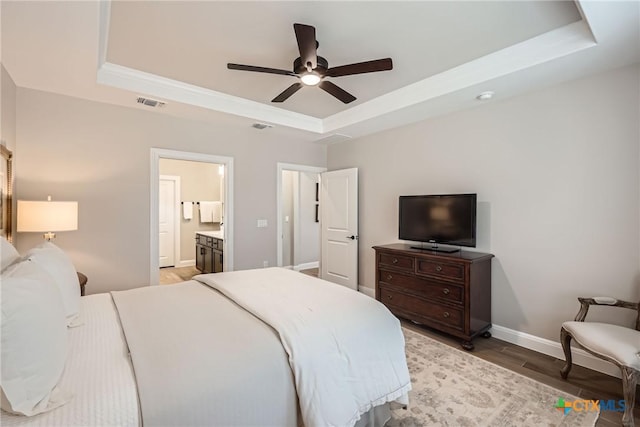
(410, 245, 460, 253)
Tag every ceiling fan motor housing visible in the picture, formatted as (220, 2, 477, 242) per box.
(294, 56, 328, 75)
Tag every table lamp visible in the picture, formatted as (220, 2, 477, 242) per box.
(17, 196, 78, 241)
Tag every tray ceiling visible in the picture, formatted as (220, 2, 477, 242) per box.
(2, 1, 639, 142)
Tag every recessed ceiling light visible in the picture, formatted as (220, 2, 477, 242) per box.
(476, 91, 494, 101)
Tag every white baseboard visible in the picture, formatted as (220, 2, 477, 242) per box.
(490, 324, 621, 379)
(358, 286, 375, 298)
(283, 265, 294, 270)
(176, 260, 195, 268)
(353, 284, 620, 378)
(293, 261, 319, 271)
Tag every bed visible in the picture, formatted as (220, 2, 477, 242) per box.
(1, 244, 411, 427)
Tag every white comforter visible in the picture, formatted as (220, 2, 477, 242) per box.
(195, 267, 411, 427)
(111, 281, 298, 426)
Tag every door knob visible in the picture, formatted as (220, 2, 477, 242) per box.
(346, 235, 358, 240)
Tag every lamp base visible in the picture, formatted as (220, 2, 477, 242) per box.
(43, 232, 56, 241)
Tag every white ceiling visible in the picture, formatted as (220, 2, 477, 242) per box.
(2, 1, 639, 143)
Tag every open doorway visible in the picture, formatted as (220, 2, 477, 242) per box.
(277, 163, 326, 274)
(158, 159, 225, 284)
(151, 148, 234, 286)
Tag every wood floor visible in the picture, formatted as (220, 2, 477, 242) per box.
(159, 266, 636, 425)
(402, 320, 638, 426)
(159, 265, 200, 284)
(300, 267, 319, 277)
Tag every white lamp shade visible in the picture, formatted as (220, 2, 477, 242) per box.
(17, 200, 78, 232)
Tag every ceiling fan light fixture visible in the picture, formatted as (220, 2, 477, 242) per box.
(227, 24, 391, 103)
(300, 72, 321, 86)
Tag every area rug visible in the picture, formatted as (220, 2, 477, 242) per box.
(388, 327, 598, 427)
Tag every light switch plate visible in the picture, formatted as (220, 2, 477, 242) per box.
(257, 219, 268, 228)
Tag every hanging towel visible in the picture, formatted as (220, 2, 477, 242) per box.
(199, 201, 222, 223)
(211, 201, 222, 223)
(183, 202, 193, 220)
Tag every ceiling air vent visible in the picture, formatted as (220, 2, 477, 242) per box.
(136, 97, 166, 108)
(252, 123, 274, 130)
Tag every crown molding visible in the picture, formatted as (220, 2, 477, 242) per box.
(97, 62, 323, 133)
(323, 20, 595, 134)
(96, 0, 598, 139)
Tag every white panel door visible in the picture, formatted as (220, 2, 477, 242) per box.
(320, 168, 358, 290)
(159, 176, 177, 268)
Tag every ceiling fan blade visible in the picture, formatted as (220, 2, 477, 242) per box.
(272, 83, 303, 103)
(326, 58, 393, 77)
(227, 63, 296, 77)
(293, 23, 317, 70)
(318, 81, 356, 104)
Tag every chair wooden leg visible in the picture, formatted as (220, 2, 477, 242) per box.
(621, 366, 638, 427)
(560, 327, 573, 379)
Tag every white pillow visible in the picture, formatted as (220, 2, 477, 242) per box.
(1, 260, 72, 416)
(1, 236, 20, 272)
(26, 242, 80, 325)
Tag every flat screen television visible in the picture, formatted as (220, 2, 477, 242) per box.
(399, 193, 477, 252)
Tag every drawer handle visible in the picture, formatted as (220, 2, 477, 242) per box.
(387, 295, 393, 300)
(392, 258, 398, 264)
(442, 288, 450, 295)
(443, 312, 450, 318)
(435, 265, 443, 272)
(386, 274, 393, 281)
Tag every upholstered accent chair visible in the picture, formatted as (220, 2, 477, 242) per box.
(560, 297, 640, 427)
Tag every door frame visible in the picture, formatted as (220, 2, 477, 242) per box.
(276, 162, 326, 268)
(150, 148, 234, 285)
(159, 174, 181, 268)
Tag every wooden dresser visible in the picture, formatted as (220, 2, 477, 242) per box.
(373, 243, 494, 350)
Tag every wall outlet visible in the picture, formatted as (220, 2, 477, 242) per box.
(257, 219, 268, 228)
(263, 261, 269, 268)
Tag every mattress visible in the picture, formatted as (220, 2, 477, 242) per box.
(0, 294, 139, 427)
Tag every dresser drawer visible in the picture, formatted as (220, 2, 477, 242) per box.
(416, 259, 465, 282)
(380, 288, 463, 330)
(197, 234, 222, 248)
(379, 269, 463, 304)
(378, 252, 414, 272)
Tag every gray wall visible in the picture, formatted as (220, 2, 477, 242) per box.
(159, 158, 221, 264)
(1, 65, 16, 152)
(280, 170, 320, 268)
(298, 171, 319, 265)
(14, 88, 326, 294)
(327, 64, 640, 341)
(281, 170, 295, 267)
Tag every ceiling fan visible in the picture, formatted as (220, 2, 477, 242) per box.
(227, 23, 393, 104)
